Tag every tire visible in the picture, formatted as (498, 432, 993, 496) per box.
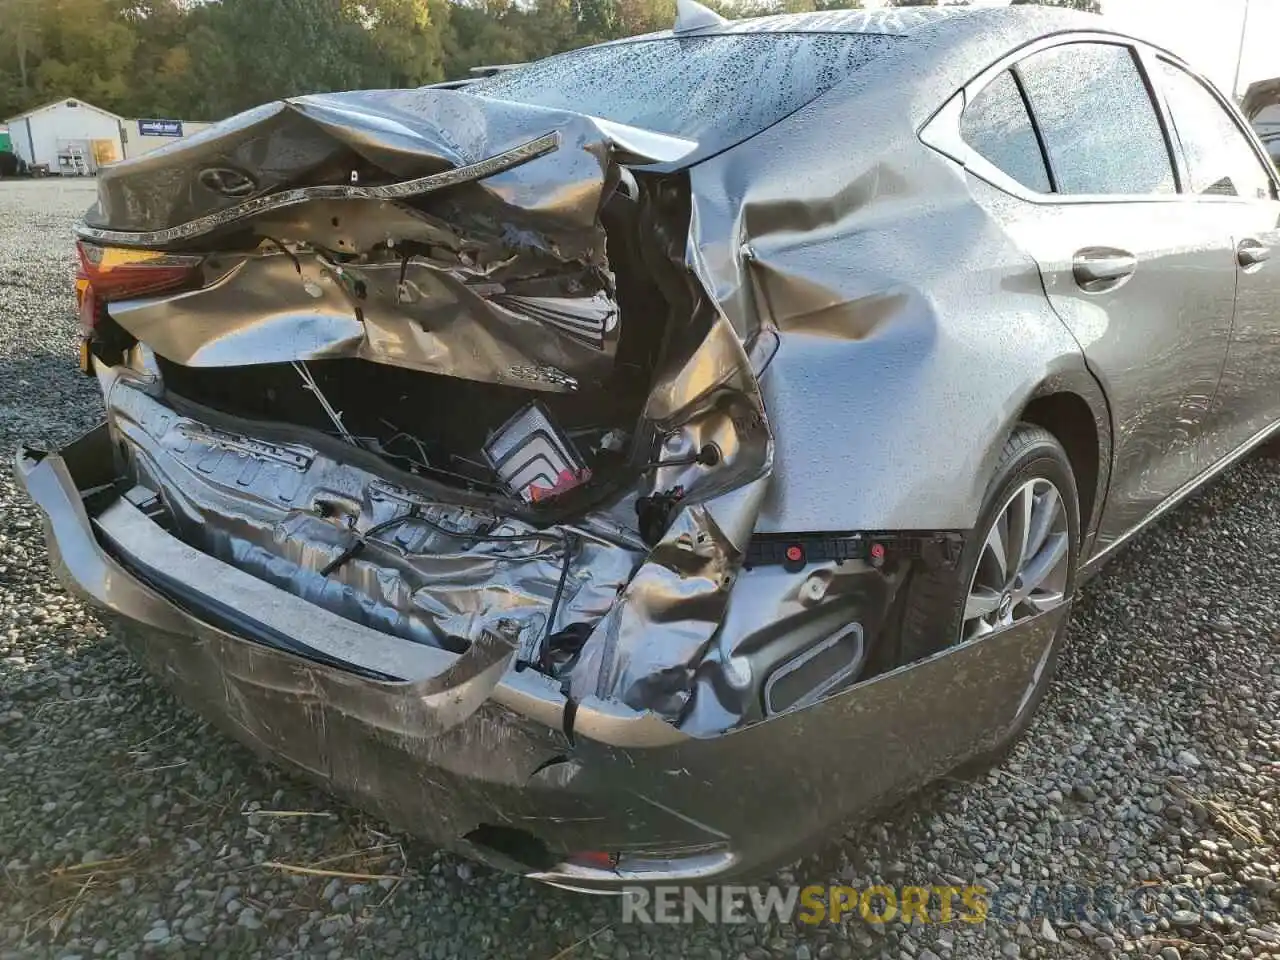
(897, 422, 1082, 762)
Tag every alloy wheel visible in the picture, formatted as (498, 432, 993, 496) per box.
(962, 477, 1071, 643)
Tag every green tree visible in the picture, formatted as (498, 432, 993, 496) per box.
(0, 0, 882, 127)
(616, 0, 673, 36)
(180, 0, 392, 118)
(30, 0, 139, 114)
(442, 0, 543, 78)
(345, 0, 450, 86)
(120, 0, 197, 116)
(0, 0, 44, 102)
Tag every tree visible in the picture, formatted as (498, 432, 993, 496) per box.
(442, 0, 546, 78)
(121, 0, 197, 116)
(30, 0, 140, 114)
(0, 0, 44, 98)
(179, 0, 392, 118)
(345, 0, 450, 86)
(4, 0, 883, 124)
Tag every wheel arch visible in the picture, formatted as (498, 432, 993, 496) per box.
(1016, 371, 1113, 559)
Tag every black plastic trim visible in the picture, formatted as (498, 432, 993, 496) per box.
(744, 531, 965, 573)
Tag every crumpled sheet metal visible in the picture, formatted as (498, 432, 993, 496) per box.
(107, 379, 640, 657)
(92, 109, 776, 726)
(82, 6, 1097, 738)
(682, 6, 1101, 535)
(677, 558, 905, 733)
(90, 88, 636, 392)
(105, 342, 772, 726)
(99, 557, 1063, 876)
(108, 248, 619, 392)
(87, 90, 623, 236)
(564, 305, 774, 716)
(22, 426, 1065, 880)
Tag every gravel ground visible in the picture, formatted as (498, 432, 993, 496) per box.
(0, 178, 1277, 960)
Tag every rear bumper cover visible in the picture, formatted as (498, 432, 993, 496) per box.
(16, 425, 1065, 890)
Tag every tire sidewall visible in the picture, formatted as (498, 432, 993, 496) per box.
(957, 434, 1083, 639)
(894, 423, 1083, 672)
(952, 427, 1082, 766)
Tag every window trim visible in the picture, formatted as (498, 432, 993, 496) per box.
(1146, 52, 1280, 202)
(1131, 44, 1186, 195)
(920, 30, 1278, 207)
(956, 68, 1054, 195)
(1010, 66, 1059, 194)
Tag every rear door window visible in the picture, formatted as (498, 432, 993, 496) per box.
(960, 70, 1052, 193)
(1154, 59, 1276, 199)
(1015, 42, 1176, 196)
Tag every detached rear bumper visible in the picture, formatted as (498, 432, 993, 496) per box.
(16, 425, 1066, 891)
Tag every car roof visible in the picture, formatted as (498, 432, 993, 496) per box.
(671, 7, 962, 37)
(469, 5, 1119, 171)
(600, 5, 1102, 44)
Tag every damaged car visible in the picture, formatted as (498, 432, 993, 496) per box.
(18, 3, 1280, 889)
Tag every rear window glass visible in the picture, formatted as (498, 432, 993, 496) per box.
(470, 33, 898, 152)
(1016, 42, 1175, 196)
(961, 70, 1051, 193)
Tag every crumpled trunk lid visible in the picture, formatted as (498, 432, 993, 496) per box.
(81, 90, 669, 395)
(85, 89, 635, 238)
(75, 87, 774, 731)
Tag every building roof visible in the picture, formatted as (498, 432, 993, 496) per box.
(5, 98, 125, 125)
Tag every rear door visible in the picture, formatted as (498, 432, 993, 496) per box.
(953, 38, 1238, 550)
(1149, 56, 1280, 458)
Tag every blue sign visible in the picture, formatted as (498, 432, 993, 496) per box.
(138, 119, 183, 137)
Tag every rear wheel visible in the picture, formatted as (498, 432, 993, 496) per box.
(961, 475, 1072, 644)
(897, 422, 1081, 760)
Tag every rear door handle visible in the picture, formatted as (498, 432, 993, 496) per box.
(1238, 239, 1271, 268)
(1072, 248, 1137, 291)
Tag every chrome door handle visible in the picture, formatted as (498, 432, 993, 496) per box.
(1072, 248, 1137, 291)
(1238, 239, 1271, 268)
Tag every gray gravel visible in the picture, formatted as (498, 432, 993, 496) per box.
(1, 178, 1277, 960)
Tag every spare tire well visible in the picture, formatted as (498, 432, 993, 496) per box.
(1020, 393, 1100, 535)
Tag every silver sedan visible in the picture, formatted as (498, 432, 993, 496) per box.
(19, 4, 1280, 888)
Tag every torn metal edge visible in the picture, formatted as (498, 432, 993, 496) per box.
(74, 132, 561, 249)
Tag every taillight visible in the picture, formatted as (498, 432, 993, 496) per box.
(75, 240, 202, 333)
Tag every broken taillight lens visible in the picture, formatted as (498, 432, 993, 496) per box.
(75, 240, 203, 334)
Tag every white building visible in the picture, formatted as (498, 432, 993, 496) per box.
(5, 98, 215, 174)
(5, 98, 126, 174)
